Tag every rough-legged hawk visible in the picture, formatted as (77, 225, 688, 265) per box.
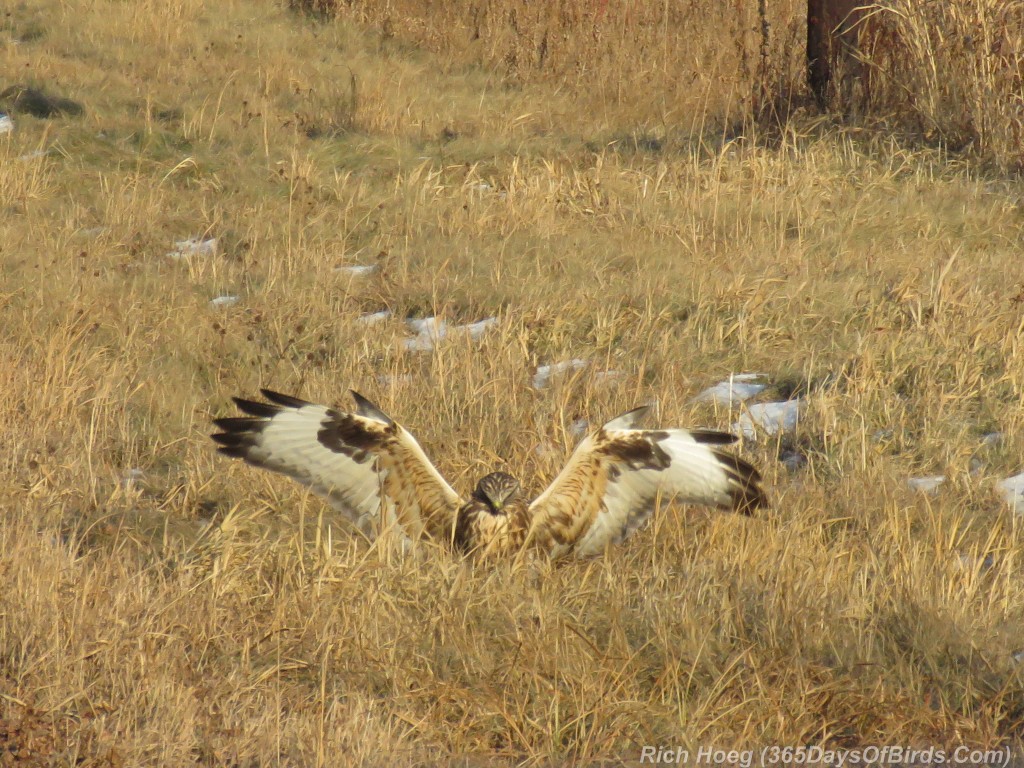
(211, 390, 768, 559)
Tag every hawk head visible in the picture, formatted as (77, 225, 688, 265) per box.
(471, 472, 521, 514)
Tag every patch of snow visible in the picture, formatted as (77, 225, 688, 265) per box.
(997, 472, 1024, 514)
(336, 264, 378, 277)
(734, 400, 802, 440)
(692, 373, 769, 406)
(453, 317, 498, 340)
(209, 295, 239, 308)
(405, 316, 445, 336)
(402, 317, 445, 350)
(357, 310, 392, 324)
(402, 316, 498, 351)
(532, 359, 589, 389)
(0, 114, 12, 135)
(907, 475, 945, 494)
(403, 334, 440, 352)
(168, 237, 217, 260)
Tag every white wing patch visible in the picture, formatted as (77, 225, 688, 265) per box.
(211, 390, 463, 543)
(528, 419, 767, 558)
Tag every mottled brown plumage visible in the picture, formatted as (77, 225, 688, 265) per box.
(212, 391, 768, 559)
(452, 472, 531, 559)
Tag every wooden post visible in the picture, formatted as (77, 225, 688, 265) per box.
(807, 0, 830, 109)
(807, 0, 866, 111)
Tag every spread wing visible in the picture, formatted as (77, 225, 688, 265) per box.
(525, 406, 768, 558)
(211, 389, 463, 543)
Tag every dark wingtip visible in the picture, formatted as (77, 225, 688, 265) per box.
(215, 444, 254, 460)
(230, 396, 282, 418)
(212, 416, 265, 431)
(260, 389, 311, 409)
(602, 405, 653, 431)
(733, 483, 770, 516)
(712, 449, 769, 515)
(691, 429, 739, 447)
(211, 424, 257, 445)
(350, 390, 393, 424)
(213, 394, 285, 452)
(211, 431, 239, 448)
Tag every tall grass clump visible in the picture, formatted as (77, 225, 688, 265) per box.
(857, 0, 1024, 169)
(297, 0, 1024, 169)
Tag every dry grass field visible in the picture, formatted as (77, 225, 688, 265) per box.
(2, 0, 1024, 765)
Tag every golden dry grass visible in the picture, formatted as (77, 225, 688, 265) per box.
(322, 0, 1024, 171)
(2, 0, 1024, 765)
